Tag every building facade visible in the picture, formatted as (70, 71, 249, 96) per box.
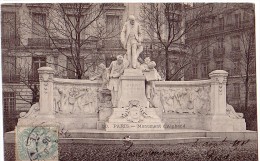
(185, 3, 256, 111)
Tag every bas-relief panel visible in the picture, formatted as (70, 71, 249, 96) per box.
(154, 86, 211, 115)
(53, 83, 106, 115)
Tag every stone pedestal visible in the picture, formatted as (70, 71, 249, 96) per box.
(106, 69, 164, 131)
(117, 69, 148, 108)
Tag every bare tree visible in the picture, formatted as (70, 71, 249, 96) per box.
(139, 3, 213, 80)
(231, 11, 255, 110)
(21, 3, 121, 79)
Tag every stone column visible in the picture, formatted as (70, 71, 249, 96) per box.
(209, 70, 232, 131)
(38, 67, 54, 116)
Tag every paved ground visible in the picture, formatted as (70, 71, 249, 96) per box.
(4, 141, 257, 161)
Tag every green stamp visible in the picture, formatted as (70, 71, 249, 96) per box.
(16, 125, 58, 161)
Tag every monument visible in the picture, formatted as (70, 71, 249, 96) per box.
(105, 15, 164, 131)
(16, 16, 247, 133)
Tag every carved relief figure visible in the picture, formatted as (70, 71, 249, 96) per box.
(75, 88, 97, 114)
(196, 87, 211, 114)
(120, 15, 143, 68)
(176, 88, 194, 114)
(156, 86, 211, 115)
(160, 88, 175, 113)
(107, 55, 125, 107)
(53, 86, 98, 114)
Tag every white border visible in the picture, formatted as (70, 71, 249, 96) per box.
(0, 1, 258, 161)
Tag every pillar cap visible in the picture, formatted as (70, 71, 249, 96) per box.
(38, 67, 54, 74)
(209, 70, 228, 77)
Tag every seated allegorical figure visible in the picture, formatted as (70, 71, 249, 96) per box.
(20, 102, 40, 118)
(140, 57, 151, 72)
(226, 104, 244, 119)
(90, 63, 109, 90)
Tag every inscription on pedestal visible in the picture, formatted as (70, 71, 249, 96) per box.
(106, 122, 164, 131)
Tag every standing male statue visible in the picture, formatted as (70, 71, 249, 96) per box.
(120, 15, 143, 69)
(107, 55, 125, 108)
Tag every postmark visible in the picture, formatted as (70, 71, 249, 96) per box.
(16, 125, 59, 161)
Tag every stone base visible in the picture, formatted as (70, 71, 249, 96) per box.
(18, 115, 98, 130)
(106, 108, 164, 131)
(162, 113, 247, 132)
(232, 118, 247, 131)
(210, 115, 234, 131)
(163, 114, 211, 130)
(106, 122, 164, 131)
(97, 121, 106, 130)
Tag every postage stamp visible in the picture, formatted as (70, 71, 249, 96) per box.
(15, 125, 59, 161)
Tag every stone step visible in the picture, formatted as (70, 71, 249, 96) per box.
(4, 130, 257, 144)
(67, 131, 207, 139)
(59, 137, 222, 144)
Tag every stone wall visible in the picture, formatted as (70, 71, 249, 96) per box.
(17, 67, 246, 131)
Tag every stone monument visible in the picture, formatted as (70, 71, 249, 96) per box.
(15, 18, 247, 133)
(105, 16, 164, 131)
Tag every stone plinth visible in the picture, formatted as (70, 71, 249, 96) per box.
(117, 69, 149, 108)
(106, 68, 164, 131)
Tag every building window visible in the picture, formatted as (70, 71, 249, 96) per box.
(233, 83, 240, 98)
(3, 92, 16, 117)
(231, 35, 240, 51)
(235, 13, 242, 28)
(54, 56, 59, 71)
(2, 56, 20, 83)
(67, 57, 84, 79)
(1, 12, 18, 48)
(106, 15, 120, 37)
(215, 61, 223, 70)
(227, 13, 232, 25)
(201, 62, 209, 78)
(218, 17, 224, 30)
(233, 61, 240, 75)
(192, 64, 198, 79)
(32, 57, 46, 82)
(32, 12, 46, 38)
(218, 38, 224, 49)
(201, 41, 209, 58)
(3, 92, 16, 132)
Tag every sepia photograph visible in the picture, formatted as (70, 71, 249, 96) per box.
(1, 2, 257, 161)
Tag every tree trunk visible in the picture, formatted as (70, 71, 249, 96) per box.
(165, 48, 170, 80)
(244, 75, 249, 110)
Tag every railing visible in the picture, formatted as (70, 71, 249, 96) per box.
(187, 20, 253, 39)
(28, 38, 50, 47)
(51, 38, 98, 49)
(102, 39, 122, 49)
